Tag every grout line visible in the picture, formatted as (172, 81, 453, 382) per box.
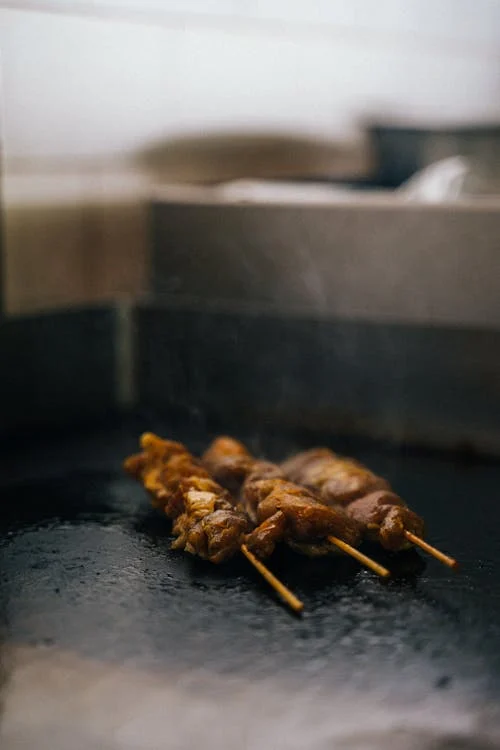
(114, 300, 135, 409)
(2, 1, 500, 61)
(137, 289, 500, 332)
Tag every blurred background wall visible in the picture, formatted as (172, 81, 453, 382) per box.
(2, 0, 500, 314)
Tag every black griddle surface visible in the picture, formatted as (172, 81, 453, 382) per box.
(1, 424, 500, 707)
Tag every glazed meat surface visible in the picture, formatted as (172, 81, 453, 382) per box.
(143, 454, 211, 517)
(123, 451, 148, 481)
(244, 479, 361, 558)
(172, 478, 249, 563)
(140, 433, 188, 462)
(347, 490, 425, 551)
(282, 448, 389, 505)
(203, 437, 363, 559)
(202, 436, 254, 492)
(241, 462, 285, 522)
(281, 448, 427, 551)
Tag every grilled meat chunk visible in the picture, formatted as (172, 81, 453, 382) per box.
(171, 477, 250, 563)
(243, 479, 361, 558)
(241, 462, 284, 522)
(142, 454, 211, 517)
(123, 451, 148, 480)
(174, 509, 250, 564)
(124, 434, 210, 517)
(282, 448, 389, 505)
(202, 436, 255, 491)
(347, 491, 424, 551)
(203, 437, 363, 559)
(140, 432, 188, 462)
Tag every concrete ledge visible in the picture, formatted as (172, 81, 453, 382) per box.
(0, 307, 118, 435)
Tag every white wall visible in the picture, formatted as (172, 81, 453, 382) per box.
(2, 1, 499, 313)
(3, 1, 500, 162)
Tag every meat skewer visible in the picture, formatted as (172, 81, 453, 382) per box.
(202, 437, 390, 578)
(281, 447, 458, 569)
(124, 433, 304, 613)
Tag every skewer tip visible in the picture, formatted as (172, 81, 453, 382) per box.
(404, 530, 458, 571)
(240, 544, 304, 614)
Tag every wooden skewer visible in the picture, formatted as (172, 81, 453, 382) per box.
(327, 536, 391, 578)
(240, 544, 304, 614)
(404, 530, 458, 570)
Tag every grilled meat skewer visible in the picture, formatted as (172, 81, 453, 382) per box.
(281, 447, 457, 568)
(124, 434, 250, 563)
(124, 433, 304, 611)
(203, 437, 360, 555)
(243, 477, 361, 559)
(281, 448, 389, 505)
(281, 448, 423, 551)
(202, 438, 390, 578)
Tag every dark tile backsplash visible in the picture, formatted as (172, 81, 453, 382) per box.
(134, 303, 500, 455)
(0, 307, 117, 436)
(2, 301, 500, 454)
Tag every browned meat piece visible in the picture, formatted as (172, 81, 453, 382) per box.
(201, 436, 255, 491)
(143, 454, 211, 517)
(171, 477, 249, 563)
(244, 478, 361, 557)
(123, 451, 148, 480)
(241, 462, 284, 522)
(245, 460, 284, 484)
(181, 476, 234, 517)
(157, 454, 210, 499)
(280, 448, 332, 481)
(242, 511, 287, 558)
(347, 490, 425, 551)
(243, 477, 306, 519)
(256, 480, 361, 544)
(124, 434, 206, 516)
(281, 448, 389, 505)
(203, 436, 250, 461)
(203, 438, 285, 493)
(245, 512, 343, 559)
(140, 432, 188, 463)
(176, 510, 249, 564)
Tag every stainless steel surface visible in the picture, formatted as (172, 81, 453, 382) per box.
(144, 196, 500, 453)
(151, 197, 500, 329)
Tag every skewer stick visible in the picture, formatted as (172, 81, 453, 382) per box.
(240, 544, 304, 614)
(327, 536, 391, 578)
(404, 530, 458, 570)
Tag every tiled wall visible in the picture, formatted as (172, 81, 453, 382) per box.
(2, 1, 500, 313)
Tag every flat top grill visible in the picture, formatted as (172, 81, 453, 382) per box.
(1, 421, 500, 748)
